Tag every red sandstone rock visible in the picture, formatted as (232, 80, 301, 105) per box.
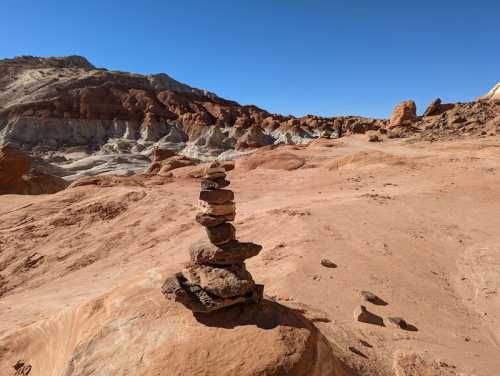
(206, 223, 236, 245)
(389, 100, 418, 128)
(147, 155, 196, 175)
(0, 145, 67, 195)
(190, 240, 262, 265)
(199, 189, 234, 204)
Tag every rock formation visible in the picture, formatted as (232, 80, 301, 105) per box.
(479, 83, 500, 101)
(0, 144, 68, 195)
(0, 55, 386, 161)
(145, 147, 196, 175)
(389, 100, 418, 128)
(161, 162, 263, 312)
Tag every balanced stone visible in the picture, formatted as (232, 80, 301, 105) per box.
(206, 223, 236, 245)
(199, 201, 235, 216)
(199, 189, 234, 204)
(190, 240, 262, 265)
(195, 212, 235, 227)
(205, 166, 226, 176)
(204, 171, 226, 180)
(162, 273, 252, 313)
(201, 178, 230, 190)
(182, 263, 255, 298)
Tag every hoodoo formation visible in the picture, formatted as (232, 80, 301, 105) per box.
(161, 162, 263, 312)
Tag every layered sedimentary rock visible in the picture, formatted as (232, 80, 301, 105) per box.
(162, 162, 263, 312)
(0, 55, 386, 159)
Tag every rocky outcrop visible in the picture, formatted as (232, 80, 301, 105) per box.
(423, 98, 442, 116)
(479, 83, 500, 101)
(162, 162, 263, 312)
(415, 100, 500, 139)
(389, 100, 418, 128)
(0, 144, 68, 194)
(0, 55, 386, 161)
(145, 147, 196, 175)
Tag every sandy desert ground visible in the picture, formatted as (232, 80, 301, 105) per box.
(0, 134, 499, 375)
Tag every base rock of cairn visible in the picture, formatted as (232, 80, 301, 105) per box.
(162, 162, 263, 313)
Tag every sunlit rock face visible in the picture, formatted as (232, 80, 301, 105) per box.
(0, 55, 387, 179)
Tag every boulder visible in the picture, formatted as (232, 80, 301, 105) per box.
(235, 126, 275, 150)
(0, 145, 68, 195)
(389, 100, 418, 128)
(147, 155, 196, 175)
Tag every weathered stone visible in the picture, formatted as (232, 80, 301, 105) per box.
(0, 145, 68, 195)
(320, 258, 337, 268)
(423, 98, 442, 117)
(206, 223, 236, 245)
(182, 263, 255, 298)
(389, 100, 417, 128)
(204, 171, 226, 180)
(161, 273, 249, 313)
(353, 305, 384, 326)
(201, 178, 230, 190)
(195, 212, 235, 227)
(199, 189, 234, 204)
(190, 240, 262, 265)
(199, 201, 235, 216)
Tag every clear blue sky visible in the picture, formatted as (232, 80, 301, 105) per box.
(1, 0, 498, 118)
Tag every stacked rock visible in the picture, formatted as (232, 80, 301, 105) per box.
(162, 162, 264, 313)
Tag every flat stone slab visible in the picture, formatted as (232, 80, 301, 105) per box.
(190, 240, 262, 265)
(199, 189, 234, 204)
(162, 273, 263, 313)
(199, 201, 236, 216)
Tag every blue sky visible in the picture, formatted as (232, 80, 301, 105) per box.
(1, 0, 498, 118)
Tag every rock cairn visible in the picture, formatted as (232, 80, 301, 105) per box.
(162, 162, 263, 313)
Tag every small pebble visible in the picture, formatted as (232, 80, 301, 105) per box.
(320, 258, 337, 268)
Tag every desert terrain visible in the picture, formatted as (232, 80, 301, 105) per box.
(1, 133, 500, 375)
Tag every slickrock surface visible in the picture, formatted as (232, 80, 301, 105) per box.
(162, 162, 264, 313)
